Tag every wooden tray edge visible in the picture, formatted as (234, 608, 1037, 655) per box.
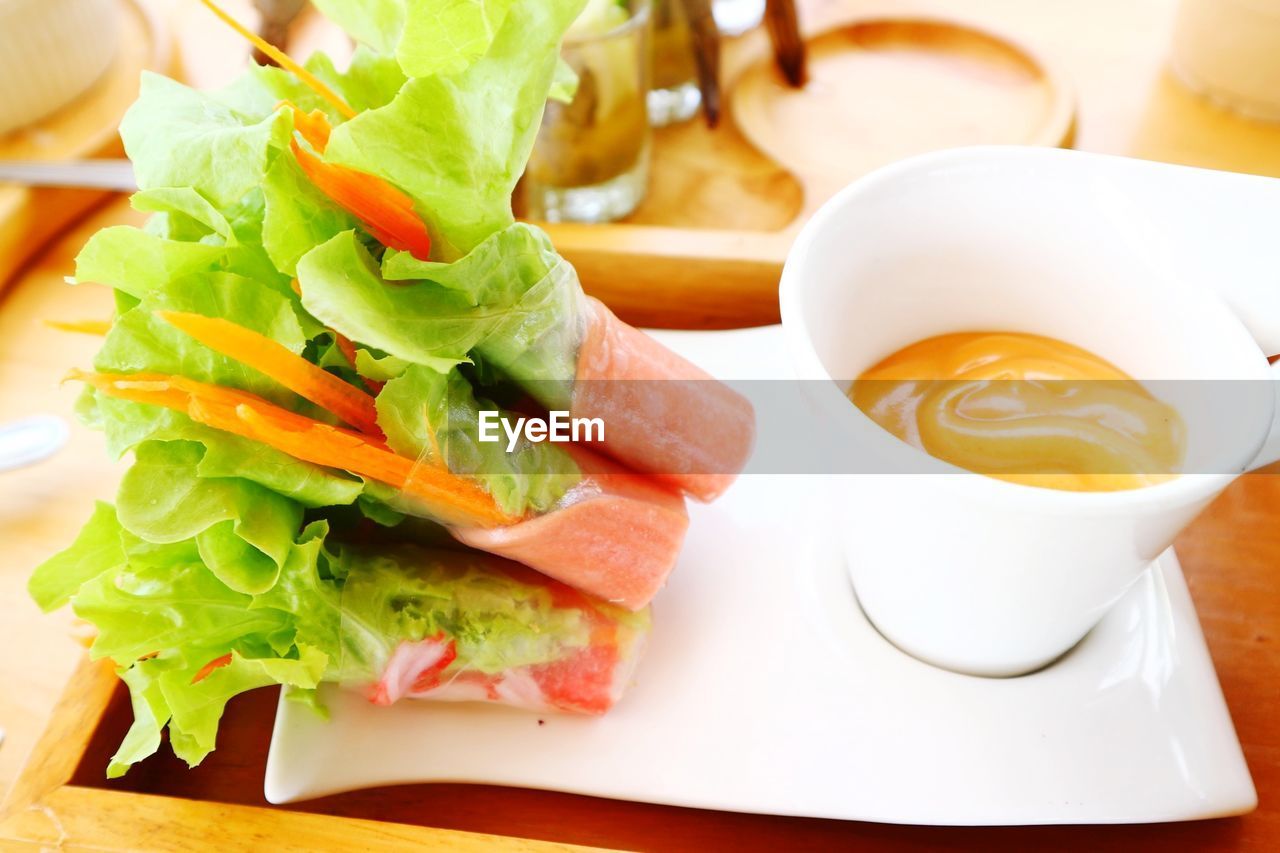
(0, 785, 610, 851)
(0, 658, 612, 852)
(549, 224, 790, 328)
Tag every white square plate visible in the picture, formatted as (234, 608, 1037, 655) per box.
(264, 326, 1255, 824)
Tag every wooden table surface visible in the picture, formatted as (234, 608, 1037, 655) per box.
(2, 0, 1280, 848)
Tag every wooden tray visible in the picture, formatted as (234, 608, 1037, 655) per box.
(0, 0, 168, 298)
(4, 0, 1280, 848)
(0, 202, 1278, 852)
(1, 464, 1277, 850)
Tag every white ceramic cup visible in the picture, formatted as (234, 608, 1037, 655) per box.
(780, 146, 1280, 677)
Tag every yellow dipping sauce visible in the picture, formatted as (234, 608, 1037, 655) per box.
(850, 333, 1186, 492)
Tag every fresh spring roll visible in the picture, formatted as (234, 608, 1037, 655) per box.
(378, 365, 691, 610)
(29, 506, 650, 777)
(78, 355, 690, 611)
(343, 226, 758, 504)
(350, 546, 650, 713)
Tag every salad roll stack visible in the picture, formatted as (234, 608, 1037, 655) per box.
(31, 0, 754, 777)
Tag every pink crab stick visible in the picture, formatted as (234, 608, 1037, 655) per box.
(571, 298, 756, 502)
(453, 445, 690, 611)
(351, 551, 651, 714)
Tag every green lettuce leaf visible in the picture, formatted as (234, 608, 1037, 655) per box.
(299, 223, 585, 400)
(64, 512, 330, 775)
(76, 184, 299, 314)
(298, 230, 499, 372)
(261, 152, 358, 276)
(221, 49, 407, 119)
(109, 659, 175, 778)
(78, 561, 283, 667)
(375, 364, 579, 515)
(74, 227, 225, 300)
(116, 441, 302, 594)
(467, 249, 585, 405)
(131, 187, 234, 240)
(379, 221, 558, 302)
(94, 272, 306, 403)
(120, 73, 292, 210)
(163, 647, 327, 767)
(549, 56, 580, 103)
(28, 502, 127, 612)
(397, 0, 518, 77)
(77, 392, 364, 509)
(323, 0, 588, 259)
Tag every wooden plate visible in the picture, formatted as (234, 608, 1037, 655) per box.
(0, 0, 169, 297)
(733, 17, 1075, 205)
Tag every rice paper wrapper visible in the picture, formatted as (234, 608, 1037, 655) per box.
(334, 544, 650, 714)
(475, 249, 590, 411)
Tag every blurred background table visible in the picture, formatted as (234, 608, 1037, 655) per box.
(2, 0, 1280, 848)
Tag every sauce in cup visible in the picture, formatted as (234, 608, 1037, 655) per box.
(850, 332, 1186, 492)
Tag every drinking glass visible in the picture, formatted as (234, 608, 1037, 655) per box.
(649, 0, 700, 126)
(525, 0, 653, 223)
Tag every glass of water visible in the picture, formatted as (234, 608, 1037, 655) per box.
(524, 0, 653, 223)
(649, 0, 701, 126)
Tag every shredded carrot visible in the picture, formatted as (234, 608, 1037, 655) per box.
(280, 100, 331, 150)
(197, 0, 355, 119)
(195, 2, 434, 258)
(70, 370, 517, 528)
(46, 319, 112, 336)
(191, 653, 233, 684)
(158, 311, 382, 437)
(290, 138, 435, 260)
(277, 103, 433, 260)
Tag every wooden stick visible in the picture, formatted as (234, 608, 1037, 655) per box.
(250, 0, 308, 67)
(679, 0, 722, 127)
(764, 0, 806, 87)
